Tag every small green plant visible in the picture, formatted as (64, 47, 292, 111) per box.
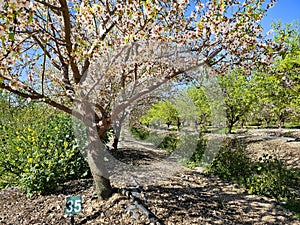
(216, 196, 228, 209)
(185, 135, 207, 169)
(157, 133, 178, 153)
(130, 126, 150, 140)
(246, 154, 298, 200)
(207, 139, 299, 202)
(282, 199, 300, 219)
(208, 139, 252, 184)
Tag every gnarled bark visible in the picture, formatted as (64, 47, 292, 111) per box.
(87, 150, 113, 200)
(87, 126, 114, 200)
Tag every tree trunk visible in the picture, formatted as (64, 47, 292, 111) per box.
(279, 113, 285, 128)
(87, 126, 114, 200)
(227, 122, 233, 134)
(177, 118, 181, 131)
(112, 126, 121, 150)
(112, 136, 119, 150)
(112, 122, 122, 150)
(112, 112, 127, 150)
(241, 119, 245, 128)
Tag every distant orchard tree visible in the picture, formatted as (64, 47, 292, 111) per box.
(187, 86, 211, 130)
(218, 70, 255, 133)
(251, 21, 300, 127)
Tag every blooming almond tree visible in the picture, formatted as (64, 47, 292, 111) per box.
(0, 0, 278, 200)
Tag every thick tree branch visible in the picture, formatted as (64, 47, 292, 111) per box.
(95, 103, 107, 116)
(0, 82, 72, 115)
(80, 19, 117, 79)
(59, 0, 81, 84)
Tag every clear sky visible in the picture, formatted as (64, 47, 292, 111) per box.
(260, 0, 300, 32)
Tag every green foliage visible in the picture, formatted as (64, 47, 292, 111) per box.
(208, 140, 299, 201)
(273, 21, 300, 74)
(187, 86, 211, 128)
(208, 140, 252, 183)
(246, 154, 298, 200)
(251, 70, 299, 127)
(218, 70, 255, 133)
(184, 136, 207, 169)
(130, 126, 150, 140)
(0, 101, 90, 196)
(157, 133, 179, 153)
(140, 100, 180, 129)
(249, 21, 300, 127)
(130, 126, 179, 153)
(282, 199, 300, 219)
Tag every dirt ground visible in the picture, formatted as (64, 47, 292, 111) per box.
(239, 129, 300, 170)
(0, 129, 299, 225)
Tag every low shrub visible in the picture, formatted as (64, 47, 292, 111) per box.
(0, 109, 90, 196)
(207, 139, 299, 201)
(130, 126, 150, 140)
(157, 133, 178, 153)
(207, 139, 252, 184)
(246, 154, 298, 200)
(184, 135, 207, 169)
(282, 199, 300, 219)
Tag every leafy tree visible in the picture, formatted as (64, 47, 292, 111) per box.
(141, 100, 179, 129)
(272, 21, 300, 126)
(273, 21, 300, 77)
(174, 90, 199, 130)
(218, 70, 255, 133)
(187, 86, 211, 130)
(250, 21, 300, 127)
(0, 0, 280, 199)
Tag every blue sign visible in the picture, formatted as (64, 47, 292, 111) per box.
(65, 196, 82, 215)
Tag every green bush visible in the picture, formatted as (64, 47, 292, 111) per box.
(130, 126, 150, 140)
(207, 140, 299, 201)
(157, 133, 178, 153)
(208, 139, 252, 184)
(283, 199, 300, 219)
(246, 154, 298, 200)
(184, 135, 207, 169)
(0, 107, 90, 196)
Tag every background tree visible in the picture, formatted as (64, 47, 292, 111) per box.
(141, 100, 179, 129)
(112, 94, 161, 150)
(173, 89, 199, 130)
(0, 0, 279, 200)
(250, 21, 300, 127)
(218, 70, 255, 133)
(187, 86, 211, 130)
(272, 21, 300, 126)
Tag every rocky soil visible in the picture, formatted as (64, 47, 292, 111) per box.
(0, 129, 299, 225)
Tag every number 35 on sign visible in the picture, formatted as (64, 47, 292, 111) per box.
(65, 196, 82, 215)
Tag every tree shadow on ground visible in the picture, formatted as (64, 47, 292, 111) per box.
(49, 179, 94, 196)
(143, 171, 298, 225)
(111, 147, 169, 165)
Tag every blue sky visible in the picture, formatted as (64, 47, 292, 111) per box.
(260, 0, 300, 32)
